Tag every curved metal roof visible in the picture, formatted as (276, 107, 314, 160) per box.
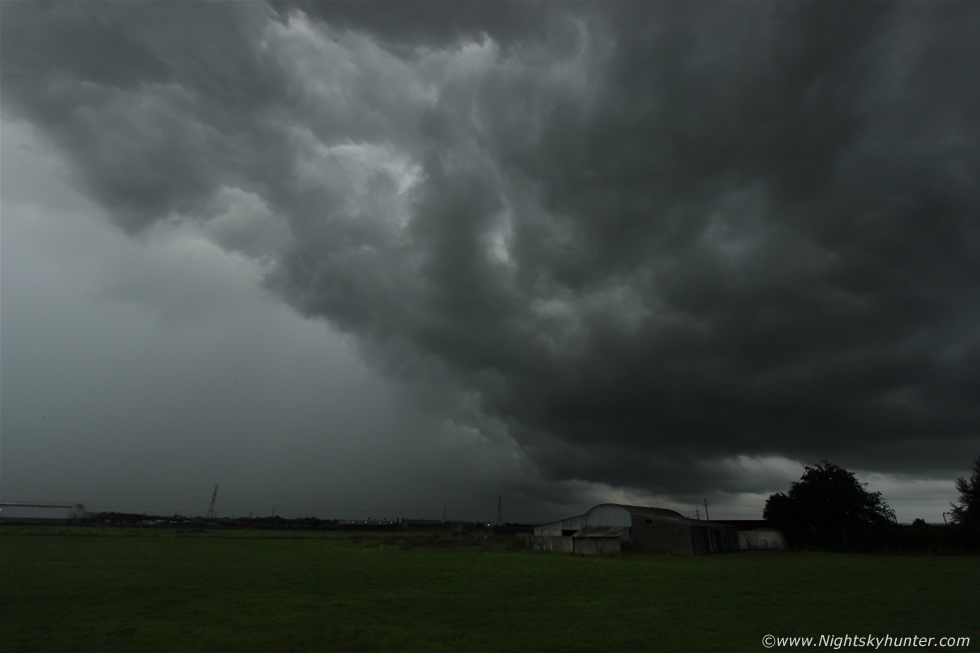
(589, 503, 686, 520)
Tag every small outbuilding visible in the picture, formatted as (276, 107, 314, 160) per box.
(737, 529, 786, 551)
(530, 504, 739, 555)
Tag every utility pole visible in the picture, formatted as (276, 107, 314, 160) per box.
(497, 495, 502, 526)
(206, 485, 218, 519)
(442, 508, 446, 523)
(694, 506, 700, 520)
(703, 498, 710, 521)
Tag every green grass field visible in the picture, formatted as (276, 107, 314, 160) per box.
(2, 529, 977, 652)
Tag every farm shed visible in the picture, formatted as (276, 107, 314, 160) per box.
(0, 502, 85, 525)
(531, 504, 739, 555)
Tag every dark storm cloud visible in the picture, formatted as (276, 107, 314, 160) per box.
(3, 2, 978, 499)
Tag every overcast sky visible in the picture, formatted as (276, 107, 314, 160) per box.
(2, 2, 978, 524)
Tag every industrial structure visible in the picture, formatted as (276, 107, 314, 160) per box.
(530, 504, 740, 555)
(206, 485, 218, 519)
(0, 502, 86, 525)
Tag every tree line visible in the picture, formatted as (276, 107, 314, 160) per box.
(763, 457, 979, 551)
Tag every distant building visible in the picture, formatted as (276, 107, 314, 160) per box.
(531, 504, 739, 555)
(336, 519, 397, 528)
(0, 503, 86, 525)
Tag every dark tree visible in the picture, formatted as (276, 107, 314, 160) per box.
(949, 456, 980, 535)
(764, 461, 896, 549)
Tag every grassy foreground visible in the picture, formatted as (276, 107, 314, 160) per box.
(2, 530, 977, 652)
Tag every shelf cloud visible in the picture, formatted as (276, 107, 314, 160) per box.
(3, 2, 978, 520)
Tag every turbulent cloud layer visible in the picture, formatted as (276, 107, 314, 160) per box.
(3, 2, 978, 504)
